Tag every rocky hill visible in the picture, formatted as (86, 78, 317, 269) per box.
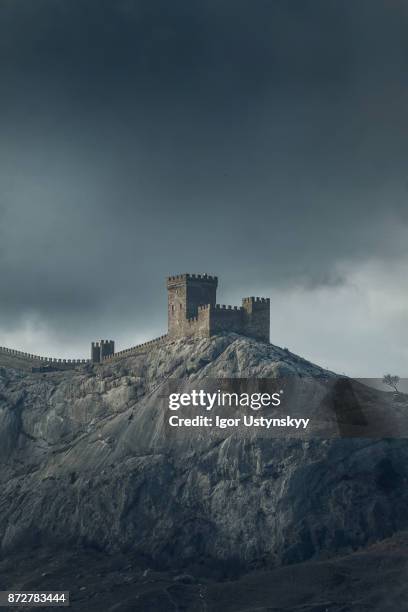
(1, 333, 407, 571)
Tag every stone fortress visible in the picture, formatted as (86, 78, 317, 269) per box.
(167, 274, 269, 343)
(0, 274, 270, 370)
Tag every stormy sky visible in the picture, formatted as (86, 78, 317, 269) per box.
(0, 0, 407, 376)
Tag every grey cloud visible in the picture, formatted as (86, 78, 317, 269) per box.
(0, 0, 407, 371)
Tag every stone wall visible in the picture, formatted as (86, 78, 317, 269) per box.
(242, 297, 270, 343)
(210, 304, 244, 335)
(0, 274, 270, 373)
(0, 346, 90, 370)
(101, 335, 168, 363)
(166, 274, 270, 343)
(167, 274, 218, 337)
(91, 340, 115, 363)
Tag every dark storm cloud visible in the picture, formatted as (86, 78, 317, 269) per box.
(0, 0, 407, 355)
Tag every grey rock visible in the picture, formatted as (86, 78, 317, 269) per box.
(0, 333, 407, 572)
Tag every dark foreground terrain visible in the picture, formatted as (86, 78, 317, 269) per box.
(1, 532, 408, 611)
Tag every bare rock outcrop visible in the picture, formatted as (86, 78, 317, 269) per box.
(0, 334, 407, 571)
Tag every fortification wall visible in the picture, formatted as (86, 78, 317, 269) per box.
(0, 275, 270, 372)
(168, 298, 270, 342)
(167, 274, 218, 283)
(166, 273, 270, 343)
(167, 273, 218, 337)
(209, 304, 244, 335)
(91, 340, 115, 363)
(101, 335, 168, 363)
(0, 346, 90, 370)
(242, 297, 270, 343)
(181, 304, 211, 338)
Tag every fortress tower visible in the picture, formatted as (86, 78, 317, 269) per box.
(91, 340, 115, 363)
(241, 297, 270, 342)
(167, 274, 218, 336)
(89, 275, 269, 366)
(4, 274, 269, 371)
(167, 274, 270, 342)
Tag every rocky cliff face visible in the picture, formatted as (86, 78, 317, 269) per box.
(0, 333, 407, 571)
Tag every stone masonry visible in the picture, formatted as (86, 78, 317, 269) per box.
(0, 274, 270, 369)
(91, 340, 115, 364)
(167, 274, 270, 342)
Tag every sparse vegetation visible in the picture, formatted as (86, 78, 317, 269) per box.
(382, 374, 400, 393)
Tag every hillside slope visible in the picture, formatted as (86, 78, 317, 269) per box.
(0, 333, 407, 571)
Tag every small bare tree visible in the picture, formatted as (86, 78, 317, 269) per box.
(382, 374, 400, 393)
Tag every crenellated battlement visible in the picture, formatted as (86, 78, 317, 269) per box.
(91, 339, 114, 363)
(214, 304, 244, 311)
(0, 346, 89, 364)
(0, 274, 270, 371)
(167, 273, 218, 283)
(101, 335, 168, 362)
(0, 346, 90, 370)
(167, 274, 270, 342)
(242, 297, 270, 304)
